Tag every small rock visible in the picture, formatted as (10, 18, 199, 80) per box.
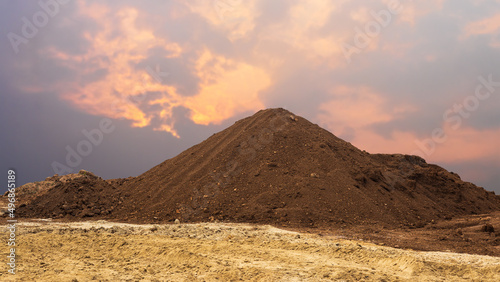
(481, 223, 494, 233)
(45, 174, 60, 181)
(174, 219, 181, 224)
(79, 169, 97, 178)
(310, 173, 319, 178)
(289, 115, 298, 121)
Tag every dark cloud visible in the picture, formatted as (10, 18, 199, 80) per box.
(136, 49, 201, 96)
(441, 159, 500, 194)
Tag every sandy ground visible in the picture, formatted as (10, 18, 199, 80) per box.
(1, 220, 499, 281)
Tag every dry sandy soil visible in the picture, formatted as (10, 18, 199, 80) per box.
(1, 220, 499, 281)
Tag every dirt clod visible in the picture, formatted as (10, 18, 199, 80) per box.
(482, 223, 495, 233)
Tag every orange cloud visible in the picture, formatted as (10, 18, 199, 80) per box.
(143, 48, 271, 127)
(185, 0, 258, 41)
(275, 0, 344, 64)
(463, 13, 500, 47)
(61, 5, 182, 135)
(186, 0, 346, 69)
(423, 124, 500, 163)
(315, 84, 500, 167)
(464, 13, 500, 36)
(45, 2, 270, 138)
(395, 0, 445, 27)
(338, 123, 500, 167)
(185, 49, 270, 125)
(317, 86, 415, 134)
(349, 130, 424, 155)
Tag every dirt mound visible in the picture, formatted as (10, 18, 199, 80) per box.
(3, 170, 94, 208)
(15, 170, 132, 219)
(16, 108, 500, 228)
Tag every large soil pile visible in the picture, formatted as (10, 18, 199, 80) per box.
(17, 108, 500, 228)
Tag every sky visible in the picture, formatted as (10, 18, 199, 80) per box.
(1, 0, 499, 195)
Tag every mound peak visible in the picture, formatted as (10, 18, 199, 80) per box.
(18, 108, 500, 228)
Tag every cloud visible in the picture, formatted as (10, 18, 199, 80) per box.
(185, 49, 270, 124)
(464, 13, 500, 36)
(423, 124, 500, 163)
(463, 13, 500, 47)
(316, 85, 415, 140)
(184, 0, 259, 41)
(334, 124, 500, 169)
(34, 1, 271, 137)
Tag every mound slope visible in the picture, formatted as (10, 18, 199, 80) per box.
(12, 171, 127, 218)
(17, 108, 500, 228)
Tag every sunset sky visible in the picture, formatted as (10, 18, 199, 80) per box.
(1, 0, 499, 194)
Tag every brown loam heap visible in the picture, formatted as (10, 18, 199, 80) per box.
(17, 108, 500, 228)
